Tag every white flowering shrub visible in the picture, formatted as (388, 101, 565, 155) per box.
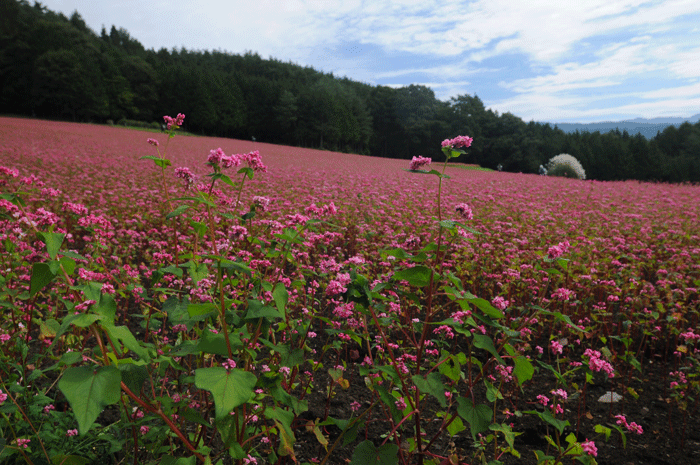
(546, 153, 586, 180)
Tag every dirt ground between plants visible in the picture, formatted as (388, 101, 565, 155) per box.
(288, 339, 700, 465)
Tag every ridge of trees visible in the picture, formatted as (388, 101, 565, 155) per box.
(1, 0, 699, 182)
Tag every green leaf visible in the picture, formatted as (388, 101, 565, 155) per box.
(272, 283, 288, 318)
(467, 297, 504, 319)
(393, 265, 432, 287)
(140, 155, 171, 168)
(166, 204, 190, 219)
(350, 440, 399, 465)
(411, 372, 447, 408)
(57, 366, 122, 435)
(447, 416, 466, 436)
(594, 424, 612, 441)
(245, 299, 283, 320)
(60, 351, 82, 366)
(194, 367, 257, 420)
(38, 231, 65, 260)
(57, 250, 88, 261)
(457, 398, 492, 440)
(490, 423, 517, 450)
(94, 293, 116, 325)
(438, 352, 463, 382)
(59, 256, 76, 275)
(472, 334, 504, 364)
(197, 330, 242, 355)
(187, 302, 217, 318)
(514, 356, 534, 386)
(264, 407, 296, 458)
(219, 259, 252, 277)
(237, 166, 255, 180)
(211, 173, 237, 188)
(485, 380, 504, 402)
(526, 409, 570, 435)
(104, 325, 151, 362)
(320, 416, 363, 447)
(30, 262, 56, 296)
(118, 364, 148, 395)
(405, 168, 450, 179)
(165, 296, 192, 326)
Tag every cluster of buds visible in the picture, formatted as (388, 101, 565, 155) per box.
(441, 135, 473, 149)
(163, 113, 185, 130)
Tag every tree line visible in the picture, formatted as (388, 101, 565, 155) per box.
(1, 0, 699, 183)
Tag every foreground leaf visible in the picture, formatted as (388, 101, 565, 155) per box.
(194, 367, 256, 420)
(350, 440, 399, 465)
(58, 366, 121, 435)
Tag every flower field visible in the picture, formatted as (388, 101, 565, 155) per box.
(1, 116, 699, 464)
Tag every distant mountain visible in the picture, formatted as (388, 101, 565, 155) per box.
(552, 114, 700, 139)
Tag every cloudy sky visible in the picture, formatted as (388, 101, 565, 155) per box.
(40, 0, 700, 123)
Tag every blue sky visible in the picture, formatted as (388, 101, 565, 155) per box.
(41, 0, 700, 123)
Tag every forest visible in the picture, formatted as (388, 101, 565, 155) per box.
(1, 0, 699, 182)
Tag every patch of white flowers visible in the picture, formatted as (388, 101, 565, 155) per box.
(546, 153, 586, 180)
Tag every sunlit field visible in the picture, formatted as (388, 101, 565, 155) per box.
(1, 116, 699, 465)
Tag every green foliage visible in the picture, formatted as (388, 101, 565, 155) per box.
(57, 366, 122, 435)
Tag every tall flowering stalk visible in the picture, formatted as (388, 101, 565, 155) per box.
(403, 135, 474, 464)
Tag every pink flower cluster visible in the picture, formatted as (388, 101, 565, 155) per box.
(174, 167, 196, 187)
(207, 148, 267, 173)
(583, 349, 615, 378)
(615, 414, 643, 434)
(551, 287, 576, 301)
(305, 202, 338, 217)
(581, 439, 597, 457)
(547, 240, 570, 259)
(253, 196, 270, 211)
(163, 113, 185, 130)
(441, 135, 473, 149)
(62, 202, 88, 216)
(491, 296, 509, 310)
(455, 203, 473, 220)
(222, 359, 237, 370)
(408, 156, 432, 171)
(16, 438, 30, 449)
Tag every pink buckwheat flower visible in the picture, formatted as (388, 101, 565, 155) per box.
(147, 138, 159, 147)
(243, 150, 267, 172)
(581, 439, 597, 457)
(16, 438, 30, 449)
(455, 203, 473, 220)
(253, 196, 270, 211)
(491, 296, 509, 310)
(0, 389, 7, 404)
(550, 340, 563, 354)
(222, 359, 237, 370)
(441, 135, 473, 149)
(208, 147, 226, 165)
(163, 113, 185, 129)
(409, 156, 431, 171)
(175, 167, 196, 188)
(66, 429, 78, 437)
(547, 240, 570, 259)
(395, 397, 407, 410)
